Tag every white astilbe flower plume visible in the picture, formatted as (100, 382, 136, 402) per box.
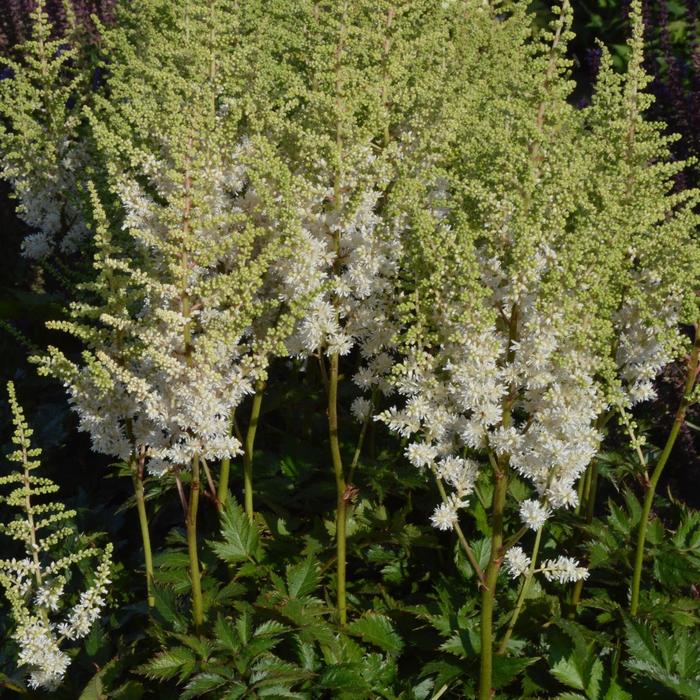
(503, 547, 531, 579)
(540, 556, 589, 584)
(376, 0, 698, 551)
(0, 6, 94, 260)
(283, 144, 403, 400)
(34, 16, 316, 476)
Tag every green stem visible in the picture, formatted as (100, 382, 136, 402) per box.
(479, 467, 508, 700)
(630, 326, 700, 615)
(187, 456, 204, 632)
(218, 410, 242, 506)
(20, 449, 42, 589)
(328, 353, 348, 627)
(131, 460, 155, 608)
(435, 478, 485, 586)
(576, 463, 593, 517)
(347, 390, 375, 486)
(217, 459, 231, 507)
(243, 382, 264, 522)
(497, 526, 542, 654)
(569, 461, 598, 615)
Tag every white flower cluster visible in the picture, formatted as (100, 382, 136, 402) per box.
(9, 142, 91, 260)
(540, 556, 589, 584)
(285, 146, 402, 380)
(57, 548, 112, 639)
(614, 292, 677, 407)
(41, 138, 311, 476)
(503, 546, 587, 584)
(1, 546, 113, 690)
(379, 291, 605, 534)
(430, 494, 469, 531)
(14, 618, 71, 690)
(503, 546, 531, 579)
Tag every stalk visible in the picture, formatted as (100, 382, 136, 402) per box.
(131, 456, 155, 608)
(480, 304, 518, 699)
(243, 381, 264, 522)
(630, 326, 700, 615)
(218, 453, 231, 506)
(569, 461, 597, 613)
(178, 131, 204, 631)
(217, 411, 241, 506)
(479, 467, 508, 700)
(435, 478, 485, 586)
(21, 449, 42, 589)
(347, 390, 375, 486)
(328, 2, 348, 627)
(186, 455, 204, 632)
(328, 353, 348, 626)
(497, 526, 542, 654)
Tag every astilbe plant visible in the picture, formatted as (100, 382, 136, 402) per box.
(0, 382, 112, 691)
(31, 0, 318, 628)
(1, 0, 699, 696)
(376, 1, 699, 696)
(249, 0, 459, 628)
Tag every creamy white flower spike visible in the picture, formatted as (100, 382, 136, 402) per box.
(503, 546, 531, 579)
(0, 383, 113, 691)
(540, 556, 589, 584)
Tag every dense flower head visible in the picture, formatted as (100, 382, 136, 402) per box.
(540, 556, 589, 584)
(378, 0, 700, 545)
(32, 0, 317, 475)
(504, 546, 532, 579)
(14, 618, 71, 690)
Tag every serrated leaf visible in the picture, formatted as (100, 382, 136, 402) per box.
(623, 619, 661, 670)
(236, 610, 253, 646)
(78, 669, 104, 700)
(210, 498, 261, 563)
(180, 672, 227, 699)
(137, 647, 196, 682)
(492, 656, 537, 689)
(214, 615, 241, 655)
(254, 620, 290, 638)
(603, 680, 632, 700)
(111, 680, 145, 700)
(551, 657, 586, 691)
(624, 619, 700, 699)
(457, 536, 491, 579)
(412, 677, 435, 699)
(152, 550, 191, 569)
(153, 585, 188, 633)
(220, 684, 247, 700)
(256, 686, 305, 698)
(347, 614, 403, 655)
(285, 557, 318, 598)
(318, 664, 369, 691)
(586, 658, 603, 699)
